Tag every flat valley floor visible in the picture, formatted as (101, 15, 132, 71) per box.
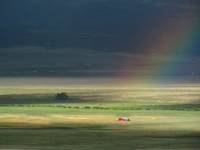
(0, 77, 199, 150)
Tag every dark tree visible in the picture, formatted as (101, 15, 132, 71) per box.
(55, 92, 69, 100)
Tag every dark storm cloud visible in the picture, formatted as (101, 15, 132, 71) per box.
(0, 0, 199, 76)
(141, 0, 199, 7)
(0, 1, 172, 48)
(0, 0, 199, 50)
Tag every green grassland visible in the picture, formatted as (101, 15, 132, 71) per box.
(0, 77, 200, 150)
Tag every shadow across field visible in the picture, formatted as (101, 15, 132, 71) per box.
(0, 93, 200, 111)
(148, 104, 200, 111)
(0, 93, 115, 105)
(0, 123, 200, 150)
(0, 94, 83, 104)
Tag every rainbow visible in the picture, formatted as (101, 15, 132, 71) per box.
(119, 14, 199, 85)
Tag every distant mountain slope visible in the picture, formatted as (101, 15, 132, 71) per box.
(0, 47, 199, 77)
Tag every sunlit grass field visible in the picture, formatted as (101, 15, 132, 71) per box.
(0, 77, 200, 150)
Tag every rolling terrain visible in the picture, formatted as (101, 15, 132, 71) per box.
(0, 77, 199, 149)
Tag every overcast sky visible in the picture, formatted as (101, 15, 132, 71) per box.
(0, 0, 199, 76)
